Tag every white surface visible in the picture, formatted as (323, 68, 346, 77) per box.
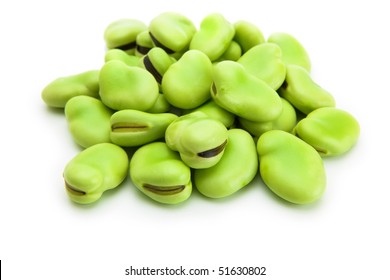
(1, 1, 389, 279)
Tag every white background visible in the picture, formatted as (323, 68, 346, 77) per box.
(1, 0, 389, 279)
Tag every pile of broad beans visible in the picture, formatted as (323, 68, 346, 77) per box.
(42, 12, 360, 206)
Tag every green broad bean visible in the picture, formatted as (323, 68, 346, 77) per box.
(194, 129, 258, 198)
(162, 50, 213, 109)
(63, 143, 128, 204)
(257, 130, 326, 204)
(135, 30, 154, 57)
(110, 109, 178, 147)
(211, 60, 283, 122)
(190, 13, 235, 61)
(104, 18, 147, 54)
(293, 107, 360, 156)
(233, 20, 265, 53)
(149, 12, 196, 53)
(146, 93, 172, 113)
(165, 112, 228, 169)
(238, 119, 272, 138)
(65, 96, 113, 148)
(130, 142, 192, 204)
(272, 98, 297, 132)
(41, 70, 99, 108)
(99, 60, 159, 111)
(184, 100, 235, 128)
(104, 49, 140, 66)
(214, 40, 242, 62)
(238, 43, 286, 90)
(139, 47, 175, 85)
(278, 64, 335, 115)
(42, 12, 361, 208)
(268, 32, 311, 72)
(239, 97, 297, 137)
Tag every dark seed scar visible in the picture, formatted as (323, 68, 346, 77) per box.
(211, 83, 217, 96)
(115, 41, 137, 51)
(143, 184, 185, 195)
(295, 131, 328, 155)
(149, 32, 175, 54)
(65, 181, 86, 196)
(143, 56, 163, 84)
(111, 123, 149, 132)
(198, 139, 228, 158)
(136, 44, 152, 55)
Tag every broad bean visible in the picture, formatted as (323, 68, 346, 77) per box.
(184, 100, 235, 128)
(104, 18, 147, 54)
(238, 43, 286, 90)
(41, 70, 99, 108)
(211, 61, 283, 122)
(135, 30, 154, 57)
(130, 142, 192, 204)
(239, 98, 297, 137)
(165, 112, 228, 169)
(294, 107, 360, 156)
(65, 96, 113, 148)
(63, 143, 128, 204)
(194, 129, 258, 198)
(162, 50, 213, 109)
(268, 32, 311, 72)
(257, 130, 326, 204)
(104, 49, 140, 66)
(233, 20, 265, 53)
(190, 13, 235, 61)
(149, 12, 196, 54)
(278, 64, 335, 114)
(140, 47, 175, 85)
(110, 109, 178, 147)
(99, 60, 159, 111)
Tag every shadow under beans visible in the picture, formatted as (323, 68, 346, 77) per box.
(66, 176, 132, 210)
(257, 175, 325, 211)
(41, 104, 65, 116)
(190, 173, 263, 205)
(129, 182, 194, 211)
(118, 174, 196, 211)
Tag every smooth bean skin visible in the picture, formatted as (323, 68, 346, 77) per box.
(130, 142, 192, 204)
(214, 40, 242, 62)
(272, 98, 297, 132)
(190, 13, 235, 61)
(104, 18, 147, 54)
(294, 107, 360, 156)
(140, 47, 175, 85)
(211, 61, 283, 122)
(104, 49, 140, 66)
(135, 30, 153, 57)
(99, 60, 159, 111)
(238, 43, 286, 90)
(239, 119, 272, 138)
(63, 143, 129, 204)
(165, 112, 228, 169)
(110, 109, 178, 147)
(239, 97, 297, 137)
(278, 65, 335, 115)
(257, 130, 326, 204)
(268, 32, 311, 72)
(146, 93, 172, 113)
(149, 12, 196, 53)
(41, 70, 99, 108)
(184, 100, 235, 128)
(162, 50, 213, 109)
(65, 96, 113, 148)
(233, 20, 265, 53)
(194, 129, 258, 198)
